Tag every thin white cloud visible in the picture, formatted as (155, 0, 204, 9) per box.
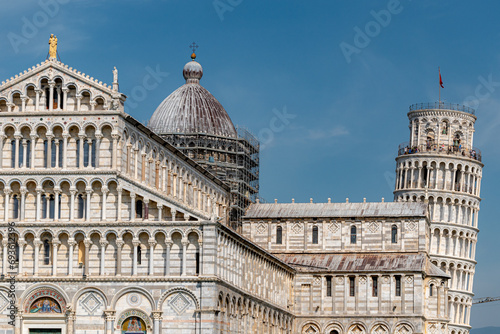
(308, 125, 350, 140)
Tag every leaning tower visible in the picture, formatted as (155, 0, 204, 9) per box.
(394, 102, 482, 334)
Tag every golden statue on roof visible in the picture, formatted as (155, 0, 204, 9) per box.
(49, 34, 58, 59)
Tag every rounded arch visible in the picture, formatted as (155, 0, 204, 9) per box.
(324, 321, 344, 334)
(111, 287, 155, 310)
(116, 308, 153, 331)
(169, 228, 185, 239)
(394, 322, 415, 333)
(157, 287, 200, 310)
(21, 284, 69, 313)
(301, 321, 321, 333)
(119, 229, 135, 238)
(72, 286, 109, 308)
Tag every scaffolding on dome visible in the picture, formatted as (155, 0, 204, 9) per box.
(159, 125, 260, 232)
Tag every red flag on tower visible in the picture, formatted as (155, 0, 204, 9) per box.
(439, 68, 444, 88)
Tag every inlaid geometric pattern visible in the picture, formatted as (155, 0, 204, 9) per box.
(328, 222, 340, 233)
(405, 221, 418, 232)
(367, 222, 380, 233)
(292, 223, 303, 234)
(396, 324, 413, 334)
(169, 293, 191, 315)
(0, 293, 8, 312)
(372, 324, 389, 334)
(127, 293, 142, 307)
(80, 292, 103, 315)
(348, 325, 365, 334)
(256, 223, 267, 234)
(304, 325, 318, 334)
(406, 276, 414, 284)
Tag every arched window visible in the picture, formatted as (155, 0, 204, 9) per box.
(395, 275, 401, 296)
(276, 226, 282, 244)
(10, 140, 15, 168)
(392, 225, 398, 243)
(77, 194, 85, 219)
(430, 283, 434, 296)
(15, 241, 19, 263)
(43, 140, 48, 168)
(76, 138, 80, 168)
(43, 240, 50, 265)
(312, 225, 319, 244)
(26, 140, 31, 168)
(12, 195, 19, 219)
(137, 245, 142, 265)
(195, 251, 200, 275)
(41, 194, 47, 219)
(326, 276, 332, 297)
(49, 195, 55, 219)
(83, 140, 89, 167)
(330, 331, 339, 334)
(58, 139, 63, 167)
(350, 225, 357, 244)
(136, 200, 143, 218)
(349, 276, 355, 296)
(91, 139, 96, 167)
(51, 140, 57, 167)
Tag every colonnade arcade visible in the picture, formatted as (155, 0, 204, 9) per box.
(299, 321, 415, 333)
(216, 292, 293, 334)
(4, 225, 203, 278)
(0, 178, 200, 223)
(395, 159, 482, 197)
(0, 73, 110, 113)
(1, 123, 118, 170)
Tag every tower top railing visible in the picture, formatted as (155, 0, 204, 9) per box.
(409, 102, 475, 115)
(398, 141, 482, 162)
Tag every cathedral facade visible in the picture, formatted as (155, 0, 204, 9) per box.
(0, 41, 481, 334)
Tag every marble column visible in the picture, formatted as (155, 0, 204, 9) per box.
(78, 135, 85, 169)
(1, 240, 7, 275)
(95, 134, 102, 168)
(20, 188, 27, 221)
(17, 240, 26, 275)
(152, 312, 163, 334)
(100, 240, 108, 276)
(101, 186, 108, 221)
(130, 193, 136, 222)
(132, 239, 139, 276)
(157, 205, 163, 222)
(14, 135, 21, 169)
(84, 239, 91, 276)
(54, 189, 60, 221)
(48, 82, 55, 112)
(104, 311, 116, 334)
(86, 188, 92, 222)
(112, 134, 119, 170)
(165, 242, 172, 276)
(148, 240, 156, 275)
(68, 240, 76, 275)
(69, 190, 77, 221)
(3, 189, 10, 222)
(33, 240, 41, 275)
(181, 240, 188, 276)
(30, 135, 37, 169)
(52, 241, 60, 276)
(116, 240, 124, 276)
(116, 187, 122, 221)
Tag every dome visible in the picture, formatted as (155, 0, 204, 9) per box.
(148, 57, 237, 138)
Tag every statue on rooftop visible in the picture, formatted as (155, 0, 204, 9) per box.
(49, 34, 58, 59)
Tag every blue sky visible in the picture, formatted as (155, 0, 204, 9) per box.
(1, 0, 499, 328)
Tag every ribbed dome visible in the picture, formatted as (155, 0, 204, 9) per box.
(148, 58, 237, 138)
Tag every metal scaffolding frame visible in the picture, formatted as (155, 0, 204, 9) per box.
(159, 126, 260, 231)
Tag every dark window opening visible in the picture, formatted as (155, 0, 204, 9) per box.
(195, 251, 200, 275)
(350, 226, 357, 244)
(326, 276, 332, 297)
(77, 194, 85, 219)
(349, 277, 355, 296)
(372, 276, 378, 297)
(395, 275, 401, 296)
(312, 226, 319, 244)
(13, 195, 19, 219)
(276, 226, 282, 244)
(430, 284, 434, 297)
(43, 239, 50, 265)
(136, 200, 143, 218)
(391, 225, 398, 244)
(41, 194, 47, 219)
(137, 245, 142, 265)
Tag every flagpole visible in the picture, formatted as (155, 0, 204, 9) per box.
(439, 66, 441, 105)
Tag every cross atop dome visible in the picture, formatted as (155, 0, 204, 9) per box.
(190, 42, 198, 60)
